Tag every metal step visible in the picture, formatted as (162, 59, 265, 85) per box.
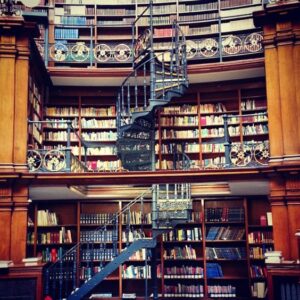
(68, 238, 157, 300)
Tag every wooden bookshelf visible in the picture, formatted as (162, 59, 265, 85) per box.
(27, 195, 273, 298)
(47, 0, 264, 67)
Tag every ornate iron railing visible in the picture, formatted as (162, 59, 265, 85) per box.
(37, 31, 263, 66)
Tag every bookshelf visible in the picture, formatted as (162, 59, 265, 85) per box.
(47, 0, 264, 66)
(27, 195, 273, 298)
(247, 196, 273, 298)
(155, 81, 269, 170)
(43, 80, 268, 171)
(44, 100, 120, 172)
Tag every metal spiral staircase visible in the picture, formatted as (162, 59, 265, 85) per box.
(116, 2, 188, 171)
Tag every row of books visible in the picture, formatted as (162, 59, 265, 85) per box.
(183, 2, 218, 13)
(205, 207, 245, 222)
(279, 282, 300, 300)
(87, 160, 121, 171)
(164, 266, 204, 279)
(162, 227, 202, 242)
(122, 265, 151, 279)
(48, 268, 75, 281)
(37, 209, 59, 226)
(248, 231, 273, 244)
(97, 8, 135, 16)
(128, 248, 150, 261)
(122, 229, 146, 243)
(158, 159, 202, 171)
(40, 247, 70, 262)
(161, 105, 198, 115)
(80, 266, 102, 280)
(97, 18, 135, 26)
(161, 142, 200, 154)
(208, 285, 237, 298)
(159, 129, 199, 139)
(249, 265, 267, 278)
(206, 247, 246, 260)
(249, 246, 274, 259)
(164, 284, 204, 298)
(80, 213, 117, 225)
(241, 99, 266, 111)
(45, 118, 78, 128)
(38, 228, 73, 244)
(206, 226, 245, 241)
(81, 118, 116, 129)
(206, 263, 223, 278)
(251, 282, 267, 298)
(242, 124, 268, 135)
(72, 145, 117, 156)
(46, 106, 116, 117)
(81, 248, 115, 261)
(54, 16, 87, 25)
(178, 12, 219, 23)
(80, 230, 118, 243)
(121, 211, 152, 225)
(160, 116, 199, 126)
(202, 143, 225, 153)
(163, 245, 197, 260)
(44, 131, 79, 141)
(220, 0, 255, 8)
(81, 131, 117, 141)
(55, 28, 79, 39)
(203, 157, 226, 166)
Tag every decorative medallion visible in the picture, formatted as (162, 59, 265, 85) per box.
(94, 44, 112, 62)
(222, 35, 243, 55)
(114, 44, 131, 62)
(70, 42, 90, 62)
(230, 143, 252, 166)
(244, 33, 263, 53)
(49, 43, 69, 62)
(198, 38, 218, 57)
(254, 141, 269, 165)
(43, 149, 66, 172)
(185, 40, 197, 59)
(27, 150, 42, 171)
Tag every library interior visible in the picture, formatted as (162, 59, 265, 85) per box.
(0, 0, 299, 299)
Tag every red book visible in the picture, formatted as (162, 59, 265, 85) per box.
(260, 215, 267, 226)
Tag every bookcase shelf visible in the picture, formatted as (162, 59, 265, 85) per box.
(27, 195, 274, 299)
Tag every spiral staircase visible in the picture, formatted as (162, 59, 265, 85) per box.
(116, 15, 188, 171)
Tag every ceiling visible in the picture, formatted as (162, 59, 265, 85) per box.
(49, 61, 265, 87)
(29, 180, 269, 201)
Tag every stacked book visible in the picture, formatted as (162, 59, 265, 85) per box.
(265, 250, 282, 263)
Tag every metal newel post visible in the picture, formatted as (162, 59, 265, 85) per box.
(223, 114, 231, 167)
(66, 121, 71, 172)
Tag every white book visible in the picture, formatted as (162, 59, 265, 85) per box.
(22, 256, 42, 263)
(264, 251, 282, 257)
(0, 260, 13, 268)
(267, 212, 273, 226)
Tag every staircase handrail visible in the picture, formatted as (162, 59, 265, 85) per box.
(46, 185, 155, 271)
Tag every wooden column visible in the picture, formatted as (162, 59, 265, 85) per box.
(254, 2, 300, 260)
(0, 16, 37, 263)
(0, 17, 38, 172)
(0, 182, 29, 263)
(0, 184, 13, 260)
(254, 2, 300, 165)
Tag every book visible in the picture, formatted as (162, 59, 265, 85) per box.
(22, 256, 42, 263)
(0, 260, 13, 268)
(267, 212, 273, 226)
(22, 256, 42, 266)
